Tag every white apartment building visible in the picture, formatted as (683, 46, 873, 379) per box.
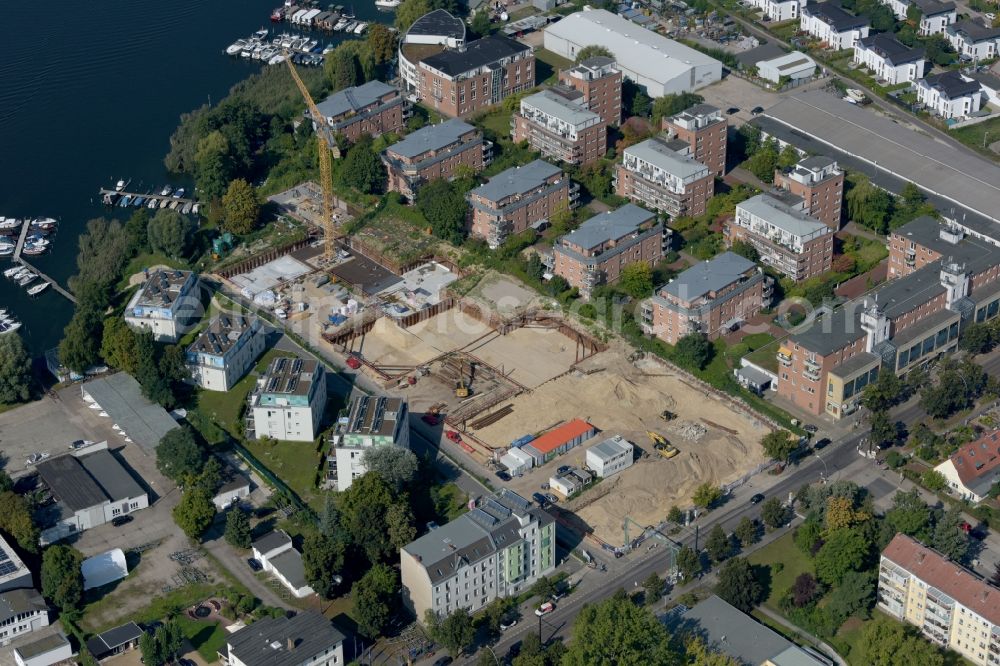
(585, 435, 634, 478)
(800, 3, 870, 49)
(185, 315, 264, 392)
(327, 395, 410, 492)
(401, 489, 556, 622)
(751, 0, 807, 22)
(880, 0, 955, 34)
(614, 136, 714, 217)
(730, 194, 834, 281)
(123, 269, 200, 342)
(946, 19, 1000, 61)
(220, 612, 344, 666)
(250, 356, 327, 442)
(916, 70, 984, 119)
(514, 89, 606, 165)
(0, 590, 49, 647)
(853, 34, 926, 85)
(878, 533, 1000, 666)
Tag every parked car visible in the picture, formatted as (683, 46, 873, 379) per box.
(814, 437, 831, 450)
(557, 465, 571, 475)
(750, 493, 765, 505)
(432, 657, 453, 666)
(804, 424, 818, 433)
(500, 618, 518, 630)
(751, 106, 764, 115)
(532, 492, 548, 506)
(496, 470, 511, 482)
(111, 515, 133, 527)
(726, 107, 740, 114)
(535, 602, 555, 616)
(445, 430, 462, 443)
(544, 493, 559, 504)
(247, 558, 263, 572)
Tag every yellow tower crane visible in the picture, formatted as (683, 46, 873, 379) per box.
(284, 53, 340, 261)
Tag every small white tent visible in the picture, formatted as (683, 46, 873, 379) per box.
(82, 548, 129, 590)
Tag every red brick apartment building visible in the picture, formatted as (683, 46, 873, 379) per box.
(640, 252, 768, 344)
(552, 204, 666, 298)
(468, 159, 574, 248)
(661, 103, 727, 176)
(313, 80, 407, 144)
(773, 155, 845, 230)
(415, 35, 534, 117)
(556, 56, 622, 127)
(382, 119, 488, 200)
(614, 136, 714, 217)
(512, 89, 607, 166)
(725, 193, 833, 281)
(774, 216, 1000, 419)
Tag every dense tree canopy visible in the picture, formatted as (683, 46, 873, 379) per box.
(353, 563, 399, 638)
(41, 545, 84, 618)
(221, 178, 260, 235)
(673, 333, 714, 370)
(224, 509, 252, 549)
(0, 334, 31, 404)
(361, 446, 419, 490)
(340, 135, 387, 193)
(574, 45, 614, 63)
(172, 487, 216, 539)
(0, 491, 39, 553)
(156, 427, 206, 483)
(148, 209, 193, 258)
(562, 590, 678, 665)
(715, 557, 763, 612)
(417, 178, 469, 244)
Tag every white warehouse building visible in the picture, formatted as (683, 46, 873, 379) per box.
(585, 435, 634, 478)
(543, 9, 722, 95)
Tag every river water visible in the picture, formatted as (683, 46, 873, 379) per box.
(0, 0, 388, 356)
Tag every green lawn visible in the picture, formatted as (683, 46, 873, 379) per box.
(950, 115, 1000, 160)
(175, 616, 228, 663)
(118, 252, 190, 290)
(747, 532, 814, 609)
(534, 49, 574, 85)
(480, 107, 515, 138)
(243, 436, 325, 508)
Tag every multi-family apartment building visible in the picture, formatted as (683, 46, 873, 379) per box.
(250, 356, 327, 442)
(614, 136, 714, 218)
(800, 3, 871, 49)
(773, 155, 844, 230)
(512, 89, 607, 166)
(414, 35, 534, 117)
(661, 103, 727, 176)
(552, 204, 666, 298)
(382, 119, 488, 200)
(0, 590, 49, 647)
(399, 9, 467, 92)
(934, 431, 1000, 503)
(312, 80, 407, 144)
(917, 70, 984, 119)
(640, 252, 768, 344)
(853, 34, 926, 85)
(749, 0, 807, 22)
(220, 612, 345, 666)
(327, 395, 410, 492)
(124, 269, 199, 342)
(185, 315, 264, 392)
(726, 194, 834, 281)
(946, 19, 1000, 61)
(880, 0, 956, 34)
(775, 215, 1000, 419)
(556, 56, 622, 126)
(400, 489, 556, 621)
(467, 160, 574, 248)
(878, 533, 1000, 666)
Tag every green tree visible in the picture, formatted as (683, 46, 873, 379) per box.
(386, 502, 417, 551)
(366, 23, 398, 63)
(744, 140, 779, 182)
(961, 321, 997, 354)
(706, 524, 732, 563)
(575, 45, 614, 63)
(530, 575, 557, 600)
(338, 473, 399, 563)
(353, 563, 399, 638)
(673, 333, 713, 370)
(340, 135, 386, 193)
(125, 208, 150, 254)
(861, 370, 905, 412)
(303, 530, 347, 598)
(156, 427, 205, 483)
(856, 616, 945, 666)
(417, 178, 467, 244)
(429, 608, 476, 657)
(715, 557, 763, 613)
(0, 491, 39, 552)
(794, 519, 824, 555)
(692, 482, 723, 509)
(620, 262, 654, 299)
(326, 44, 363, 90)
(221, 178, 260, 235)
(884, 489, 932, 541)
(868, 409, 897, 450)
(482, 597, 514, 634)
(932, 505, 970, 562)
(814, 528, 871, 585)
(650, 92, 705, 124)
(361, 446, 420, 490)
(147, 209, 193, 258)
(643, 572, 665, 606)
(396, 0, 432, 31)
(140, 632, 164, 666)
(194, 131, 234, 200)
(761, 497, 790, 530)
(846, 174, 892, 233)
(761, 430, 797, 463)
(686, 637, 740, 665)
(470, 10, 492, 38)
(825, 570, 875, 623)
(735, 516, 757, 548)
(100, 317, 141, 375)
(41, 545, 84, 617)
(224, 509, 252, 549)
(59, 303, 103, 373)
(924, 34, 955, 66)
(561, 590, 677, 665)
(172, 487, 216, 539)
(777, 144, 800, 169)
(729, 240, 760, 263)
(677, 545, 702, 581)
(0, 334, 31, 404)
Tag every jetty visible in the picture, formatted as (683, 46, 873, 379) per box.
(12, 223, 76, 304)
(99, 188, 201, 210)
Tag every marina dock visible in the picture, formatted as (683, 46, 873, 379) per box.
(12, 221, 76, 304)
(98, 189, 201, 209)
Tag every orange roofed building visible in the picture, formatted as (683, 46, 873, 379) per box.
(521, 419, 597, 464)
(934, 431, 1000, 503)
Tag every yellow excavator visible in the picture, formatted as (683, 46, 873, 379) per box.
(647, 431, 679, 459)
(455, 359, 470, 398)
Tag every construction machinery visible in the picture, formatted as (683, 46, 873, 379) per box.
(659, 409, 677, 422)
(455, 359, 472, 398)
(647, 431, 679, 459)
(284, 53, 339, 261)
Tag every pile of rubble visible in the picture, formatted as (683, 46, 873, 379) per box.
(674, 421, 708, 441)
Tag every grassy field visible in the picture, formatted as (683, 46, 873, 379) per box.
(747, 532, 814, 609)
(118, 252, 190, 290)
(479, 107, 516, 138)
(175, 616, 228, 663)
(949, 115, 1000, 160)
(243, 436, 326, 508)
(534, 49, 573, 85)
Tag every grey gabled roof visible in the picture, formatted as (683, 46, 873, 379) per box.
(82, 373, 180, 451)
(226, 612, 345, 666)
(625, 137, 709, 180)
(253, 530, 292, 555)
(86, 622, 143, 656)
(268, 549, 309, 590)
(949, 18, 1000, 41)
(858, 34, 924, 65)
(0, 589, 46, 625)
(804, 2, 869, 30)
(315, 80, 399, 120)
(387, 119, 477, 159)
(913, 0, 955, 15)
(921, 70, 981, 99)
(420, 34, 528, 77)
(560, 204, 656, 251)
(662, 252, 756, 303)
(471, 160, 563, 203)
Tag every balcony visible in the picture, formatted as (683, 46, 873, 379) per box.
(777, 347, 793, 367)
(569, 183, 581, 203)
(804, 366, 821, 381)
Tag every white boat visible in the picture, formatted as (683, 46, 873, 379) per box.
(159, 199, 170, 209)
(254, 28, 270, 40)
(354, 22, 367, 34)
(27, 282, 48, 296)
(376, 0, 401, 8)
(115, 179, 126, 191)
(334, 18, 349, 30)
(226, 39, 247, 55)
(0, 242, 15, 253)
(192, 203, 201, 215)
(0, 218, 21, 230)
(0, 247, 12, 257)
(268, 53, 287, 65)
(0, 321, 22, 335)
(305, 39, 318, 51)
(17, 273, 36, 286)
(160, 185, 172, 196)
(1, 267, 18, 278)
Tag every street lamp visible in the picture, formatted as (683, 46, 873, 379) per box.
(484, 646, 501, 666)
(814, 451, 829, 484)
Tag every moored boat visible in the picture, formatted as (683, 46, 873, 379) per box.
(226, 39, 247, 55)
(27, 282, 49, 297)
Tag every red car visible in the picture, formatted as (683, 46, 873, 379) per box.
(445, 430, 462, 443)
(421, 413, 439, 426)
(346, 356, 361, 370)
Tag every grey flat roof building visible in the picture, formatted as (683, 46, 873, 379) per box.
(225, 612, 345, 666)
(386, 118, 478, 159)
(760, 90, 1000, 226)
(625, 137, 710, 180)
(36, 448, 145, 513)
(559, 204, 656, 251)
(82, 373, 179, 452)
(737, 194, 830, 238)
(662, 252, 757, 303)
(521, 89, 600, 127)
(252, 530, 292, 555)
(470, 160, 563, 203)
